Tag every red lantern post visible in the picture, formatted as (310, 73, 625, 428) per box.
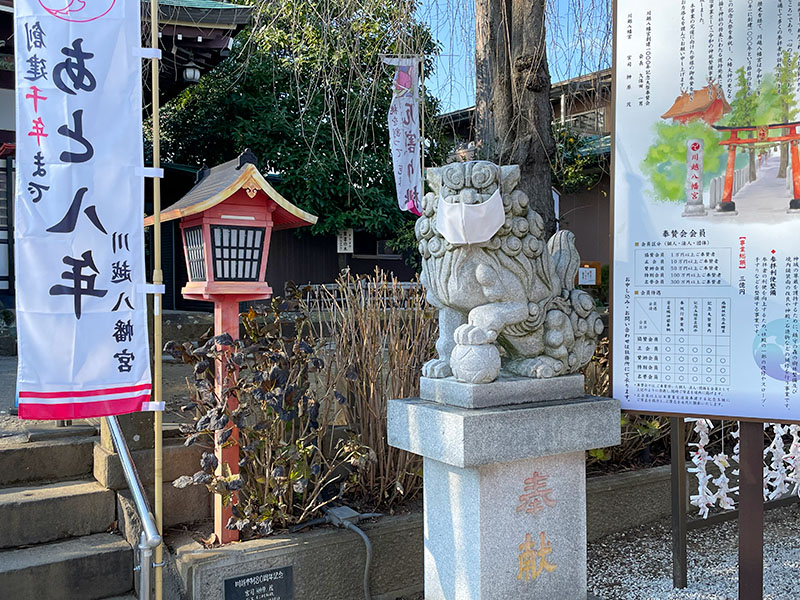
(146, 150, 317, 543)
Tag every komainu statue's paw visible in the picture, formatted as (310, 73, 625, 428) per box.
(454, 323, 498, 346)
(504, 356, 564, 379)
(423, 358, 452, 379)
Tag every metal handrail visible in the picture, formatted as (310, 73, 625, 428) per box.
(104, 416, 161, 600)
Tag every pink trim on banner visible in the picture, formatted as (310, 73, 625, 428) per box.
(18, 394, 152, 420)
(19, 383, 151, 399)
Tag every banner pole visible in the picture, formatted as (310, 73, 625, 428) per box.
(149, 0, 165, 597)
(420, 54, 425, 181)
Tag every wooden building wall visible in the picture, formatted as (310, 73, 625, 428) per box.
(158, 225, 418, 312)
(557, 172, 611, 265)
(264, 230, 341, 297)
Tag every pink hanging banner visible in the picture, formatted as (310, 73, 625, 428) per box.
(384, 56, 423, 216)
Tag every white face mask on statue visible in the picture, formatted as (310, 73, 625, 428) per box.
(436, 186, 506, 246)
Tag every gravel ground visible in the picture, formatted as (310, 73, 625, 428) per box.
(588, 503, 800, 599)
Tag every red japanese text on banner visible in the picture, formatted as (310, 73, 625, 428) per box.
(384, 57, 423, 216)
(14, 0, 151, 419)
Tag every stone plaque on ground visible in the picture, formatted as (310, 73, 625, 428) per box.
(224, 566, 293, 600)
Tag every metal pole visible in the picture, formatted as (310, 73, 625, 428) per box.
(5, 157, 14, 297)
(105, 416, 161, 547)
(738, 421, 764, 600)
(138, 532, 153, 600)
(670, 417, 687, 589)
(148, 0, 165, 596)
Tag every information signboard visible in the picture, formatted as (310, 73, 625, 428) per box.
(613, 1, 800, 422)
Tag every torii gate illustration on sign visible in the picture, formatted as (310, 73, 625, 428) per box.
(713, 122, 800, 212)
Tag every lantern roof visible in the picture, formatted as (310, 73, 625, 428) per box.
(145, 150, 318, 229)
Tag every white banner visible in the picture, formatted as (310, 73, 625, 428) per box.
(14, 0, 151, 419)
(613, 1, 800, 422)
(385, 57, 422, 216)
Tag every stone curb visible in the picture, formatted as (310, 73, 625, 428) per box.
(165, 464, 683, 599)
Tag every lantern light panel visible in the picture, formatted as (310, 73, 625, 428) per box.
(210, 225, 265, 282)
(184, 226, 207, 282)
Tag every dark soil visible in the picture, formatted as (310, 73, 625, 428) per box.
(586, 453, 671, 478)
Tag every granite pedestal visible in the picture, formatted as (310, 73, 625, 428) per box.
(388, 376, 620, 600)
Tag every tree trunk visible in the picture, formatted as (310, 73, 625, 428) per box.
(749, 148, 756, 182)
(780, 142, 789, 178)
(475, 0, 556, 235)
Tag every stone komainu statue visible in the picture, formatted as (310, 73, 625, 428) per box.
(416, 160, 604, 384)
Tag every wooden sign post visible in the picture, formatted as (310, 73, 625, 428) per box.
(738, 421, 764, 600)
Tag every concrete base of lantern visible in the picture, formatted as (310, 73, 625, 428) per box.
(388, 379, 620, 600)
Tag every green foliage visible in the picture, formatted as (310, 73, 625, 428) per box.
(775, 50, 800, 123)
(641, 54, 800, 203)
(753, 74, 781, 125)
(551, 124, 604, 194)
(641, 120, 726, 203)
(156, 0, 448, 239)
(387, 218, 423, 270)
(721, 56, 799, 129)
(728, 67, 759, 127)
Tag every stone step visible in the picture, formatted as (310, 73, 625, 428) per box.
(0, 480, 116, 549)
(25, 422, 99, 442)
(0, 533, 133, 600)
(0, 436, 96, 487)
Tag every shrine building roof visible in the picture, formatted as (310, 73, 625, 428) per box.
(661, 84, 732, 120)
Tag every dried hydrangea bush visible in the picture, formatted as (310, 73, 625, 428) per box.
(169, 270, 438, 536)
(169, 296, 372, 537)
